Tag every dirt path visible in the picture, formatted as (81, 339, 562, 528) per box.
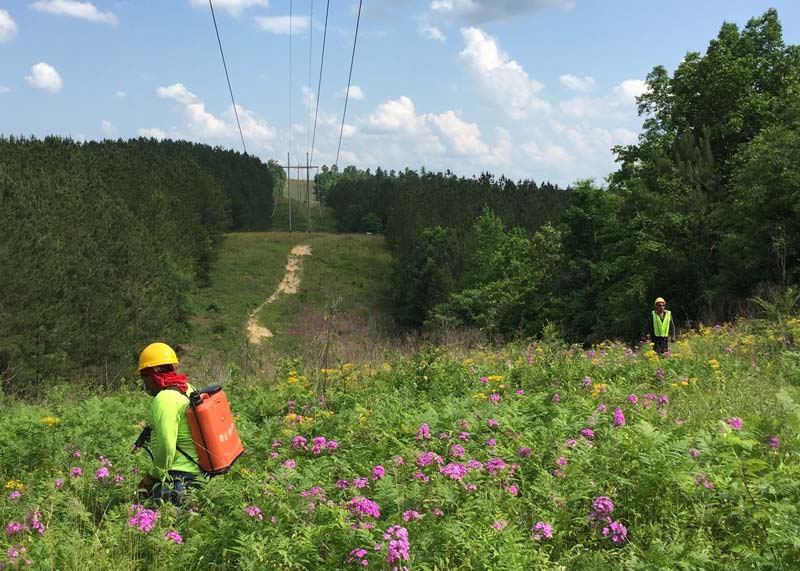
(247, 244, 312, 344)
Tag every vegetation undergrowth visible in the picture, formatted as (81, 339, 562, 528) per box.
(3, 317, 800, 569)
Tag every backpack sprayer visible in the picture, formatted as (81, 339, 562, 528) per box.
(133, 385, 244, 477)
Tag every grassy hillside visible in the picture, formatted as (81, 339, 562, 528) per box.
(269, 186, 338, 233)
(186, 232, 392, 380)
(3, 317, 800, 569)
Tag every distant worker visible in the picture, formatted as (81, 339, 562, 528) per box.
(645, 297, 676, 355)
(134, 342, 205, 505)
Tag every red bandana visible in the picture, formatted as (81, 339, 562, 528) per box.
(149, 370, 189, 394)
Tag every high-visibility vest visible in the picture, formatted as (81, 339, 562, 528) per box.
(652, 310, 671, 337)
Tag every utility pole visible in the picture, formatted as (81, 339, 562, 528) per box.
(286, 152, 292, 233)
(306, 152, 311, 233)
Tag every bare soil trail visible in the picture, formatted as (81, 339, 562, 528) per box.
(246, 244, 312, 344)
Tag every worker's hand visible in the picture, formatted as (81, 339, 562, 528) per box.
(136, 475, 156, 494)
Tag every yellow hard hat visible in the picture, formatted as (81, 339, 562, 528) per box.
(654, 297, 666, 305)
(136, 342, 178, 375)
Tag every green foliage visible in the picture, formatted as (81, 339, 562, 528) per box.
(3, 318, 800, 569)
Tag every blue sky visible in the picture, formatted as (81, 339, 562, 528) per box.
(1, 0, 798, 186)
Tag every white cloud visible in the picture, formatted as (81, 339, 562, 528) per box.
(31, 1, 118, 25)
(138, 127, 168, 140)
(367, 96, 423, 134)
(337, 85, 364, 101)
(341, 124, 357, 138)
(255, 15, 309, 35)
(559, 74, 595, 92)
(521, 139, 573, 166)
(560, 78, 648, 120)
(114, 90, 126, 98)
(0, 9, 18, 42)
(25, 62, 63, 94)
(100, 119, 116, 136)
(418, 22, 446, 42)
(363, 95, 510, 166)
(0, 85, 10, 94)
(429, 0, 574, 24)
(156, 82, 277, 150)
(189, 0, 268, 17)
(458, 27, 550, 119)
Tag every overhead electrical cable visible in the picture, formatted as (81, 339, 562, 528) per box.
(335, 0, 363, 167)
(208, 0, 247, 154)
(309, 0, 331, 165)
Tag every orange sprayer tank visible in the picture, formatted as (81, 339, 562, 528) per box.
(185, 385, 244, 476)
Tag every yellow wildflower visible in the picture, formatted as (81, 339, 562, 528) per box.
(486, 375, 503, 382)
(40, 416, 61, 426)
(591, 383, 609, 398)
(4, 480, 23, 491)
(472, 392, 487, 400)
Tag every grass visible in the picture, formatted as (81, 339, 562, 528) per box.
(186, 232, 393, 381)
(269, 179, 337, 234)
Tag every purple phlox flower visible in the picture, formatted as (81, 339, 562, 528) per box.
(487, 419, 499, 428)
(458, 431, 470, 441)
(458, 419, 469, 429)
(694, 474, 714, 489)
(336, 479, 350, 489)
(563, 438, 577, 447)
(450, 444, 465, 458)
(413, 472, 430, 483)
(383, 525, 410, 568)
(480, 376, 489, 384)
(163, 530, 183, 544)
(72, 450, 82, 457)
(627, 394, 638, 404)
(581, 429, 595, 439)
(726, 417, 743, 430)
(517, 446, 532, 458)
(507, 484, 519, 496)
(596, 404, 607, 412)
(348, 496, 381, 519)
(602, 521, 628, 545)
(311, 436, 327, 454)
(655, 369, 665, 378)
(416, 452, 443, 467)
(515, 389, 525, 395)
(292, 436, 307, 450)
(485, 457, 507, 476)
(588, 496, 614, 527)
(269, 452, 279, 459)
(532, 521, 553, 540)
(4, 521, 23, 536)
(271, 439, 282, 448)
(613, 409, 626, 427)
(282, 459, 297, 469)
(463, 483, 477, 492)
(402, 510, 421, 521)
(327, 440, 339, 451)
(467, 459, 484, 470)
(70, 467, 83, 478)
(657, 395, 670, 405)
(438, 431, 450, 440)
(300, 486, 325, 499)
(393, 455, 404, 465)
(417, 423, 431, 440)
(556, 456, 567, 466)
(95, 467, 110, 480)
(767, 437, 780, 449)
(492, 520, 507, 530)
(54, 478, 64, 488)
(128, 505, 158, 532)
(582, 377, 593, 388)
(433, 508, 444, 516)
(489, 393, 501, 404)
(689, 448, 700, 457)
(725, 346, 732, 353)
(440, 463, 468, 480)
(353, 477, 369, 489)
(245, 505, 264, 520)
(485, 438, 497, 447)
(8, 491, 20, 500)
(587, 350, 597, 359)
(552, 393, 560, 403)
(98, 455, 113, 467)
(371, 465, 386, 481)
(347, 547, 370, 566)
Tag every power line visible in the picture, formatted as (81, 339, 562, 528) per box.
(310, 0, 331, 165)
(335, 0, 363, 167)
(288, 0, 293, 161)
(208, 0, 247, 154)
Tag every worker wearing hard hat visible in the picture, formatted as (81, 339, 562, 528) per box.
(133, 342, 204, 505)
(645, 297, 676, 355)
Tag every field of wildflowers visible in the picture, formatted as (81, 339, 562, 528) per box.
(2, 318, 800, 569)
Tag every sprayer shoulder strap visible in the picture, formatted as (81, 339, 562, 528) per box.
(163, 387, 205, 473)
